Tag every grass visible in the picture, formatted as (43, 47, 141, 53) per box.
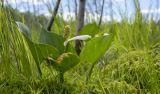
(1, 1, 160, 94)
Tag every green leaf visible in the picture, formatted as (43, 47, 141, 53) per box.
(23, 35, 60, 75)
(57, 53, 80, 73)
(49, 52, 80, 73)
(16, 22, 32, 40)
(79, 23, 99, 37)
(80, 33, 114, 64)
(65, 43, 77, 54)
(39, 28, 65, 54)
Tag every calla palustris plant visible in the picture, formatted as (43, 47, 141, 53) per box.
(16, 22, 114, 82)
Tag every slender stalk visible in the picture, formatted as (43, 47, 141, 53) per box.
(75, 0, 86, 55)
(98, 0, 105, 27)
(47, 0, 61, 31)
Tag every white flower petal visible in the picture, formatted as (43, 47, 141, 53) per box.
(103, 33, 109, 37)
(64, 41, 69, 46)
(64, 35, 91, 46)
(68, 35, 91, 41)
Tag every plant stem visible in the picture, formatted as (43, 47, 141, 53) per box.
(98, 0, 105, 27)
(75, 0, 86, 55)
(47, 0, 61, 31)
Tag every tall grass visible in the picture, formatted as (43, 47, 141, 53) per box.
(0, 5, 75, 93)
(1, 0, 160, 94)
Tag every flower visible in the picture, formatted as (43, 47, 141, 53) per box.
(64, 35, 92, 46)
(103, 33, 109, 37)
(63, 25, 71, 39)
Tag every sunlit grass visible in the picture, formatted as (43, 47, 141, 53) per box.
(1, 1, 160, 94)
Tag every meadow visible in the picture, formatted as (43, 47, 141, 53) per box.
(0, 1, 160, 94)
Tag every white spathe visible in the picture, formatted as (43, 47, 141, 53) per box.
(94, 33, 109, 37)
(103, 33, 109, 37)
(64, 35, 92, 46)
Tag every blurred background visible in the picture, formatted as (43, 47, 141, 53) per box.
(3, 0, 160, 24)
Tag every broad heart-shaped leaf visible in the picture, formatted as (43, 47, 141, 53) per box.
(79, 23, 99, 37)
(80, 33, 114, 64)
(16, 22, 32, 40)
(56, 53, 80, 73)
(23, 35, 60, 75)
(39, 29, 65, 54)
